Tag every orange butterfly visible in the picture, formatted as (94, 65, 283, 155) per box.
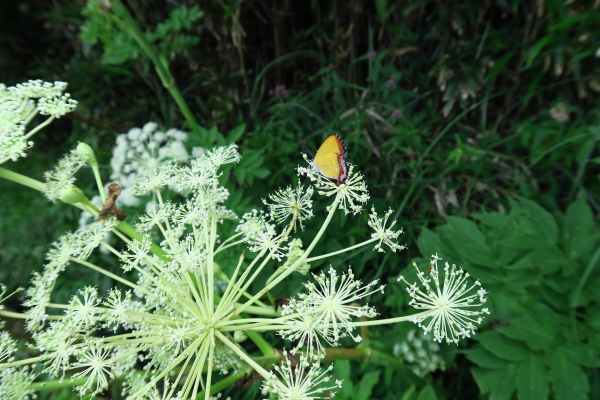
(310, 134, 348, 185)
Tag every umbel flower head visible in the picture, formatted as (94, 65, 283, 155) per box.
(261, 352, 342, 399)
(398, 254, 490, 344)
(0, 135, 489, 399)
(279, 267, 384, 358)
(263, 183, 314, 231)
(393, 329, 446, 377)
(43, 149, 87, 202)
(0, 79, 77, 165)
(110, 122, 204, 206)
(298, 160, 369, 215)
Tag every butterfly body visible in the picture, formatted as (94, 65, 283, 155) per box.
(310, 134, 348, 185)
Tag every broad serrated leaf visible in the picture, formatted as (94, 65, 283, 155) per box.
(502, 269, 540, 293)
(463, 347, 510, 369)
(519, 197, 559, 243)
(564, 198, 597, 260)
(474, 332, 530, 362)
(499, 233, 549, 249)
(548, 346, 589, 400)
(499, 309, 557, 351)
(472, 364, 516, 400)
(441, 218, 494, 267)
(473, 212, 509, 228)
(489, 290, 524, 321)
(334, 359, 351, 379)
(516, 354, 549, 400)
(417, 385, 437, 400)
(564, 344, 600, 368)
(355, 370, 381, 400)
(227, 124, 246, 143)
(508, 246, 568, 274)
(446, 217, 488, 247)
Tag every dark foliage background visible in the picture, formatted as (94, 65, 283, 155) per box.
(1, 1, 600, 399)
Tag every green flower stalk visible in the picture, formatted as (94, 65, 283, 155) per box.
(0, 139, 489, 399)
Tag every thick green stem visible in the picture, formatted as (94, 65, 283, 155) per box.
(0, 168, 167, 262)
(232, 194, 342, 316)
(0, 167, 46, 191)
(109, 0, 204, 141)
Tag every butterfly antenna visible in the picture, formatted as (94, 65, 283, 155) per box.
(304, 146, 314, 159)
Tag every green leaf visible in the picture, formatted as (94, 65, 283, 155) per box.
(516, 354, 549, 400)
(251, 167, 270, 179)
(523, 72, 543, 107)
(488, 290, 523, 321)
(508, 246, 568, 274)
(463, 347, 510, 369)
(502, 269, 540, 293)
(416, 228, 439, 260)
(499, 304, 559, 351)
(227, 124, 246, 143)
(335, 359, 354, 396)
(472, 364, 516, 400)
(499, 233, 549, 249)
(550, 12, 589, 31)
(525, 35, 551, 68)
(355, 370, 381, 400)
(483, 51, 515, 84)
(334, 359, 351, 380)
(547, 346, 589, 400)
(519, 197, 559, 243)
(400, 385, 417, 400)
(564, 344, 600, 368)
(441, 217, 494, 267)
(417, 385, 437, 400)
(375, 0, 388, 20)
(474, 332, 530, 362)
(564, 198, 596, 260)
(446, 217, 488, 247)
(473, 212, 509, 228)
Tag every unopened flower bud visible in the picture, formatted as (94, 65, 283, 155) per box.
(76, 142, 97, 167)
(58, 184, 86, 204)
(233, 331, 248, 342)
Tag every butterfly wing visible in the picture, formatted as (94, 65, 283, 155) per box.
(312, 134, 348, 184)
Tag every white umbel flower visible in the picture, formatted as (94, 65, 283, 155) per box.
(0, 366, 38, 400)
(280, 267, 384, 357)
(368, 207, 405, 252)
(1, 80, 76, 164)
(261, 352, 342, 400)
(110, 122, 195, 206)
(70, 345, 115, 396)
(43, 150, 87, 202)
(398, 254, 490, 344)
(298, 161, 369, 215)
(393, 329, 446, 377)
(263, 184, 314, 230)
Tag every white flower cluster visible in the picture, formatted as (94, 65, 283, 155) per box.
(263, 184, 314, 230)
(261, 352, 342, 399)
(393, 329, 446, 377)
(43, 149, 87, 202)
(0, 80, 77, 164)
(23, 218, 120, 331)
(279, 267, 384, 358)
(298, 159, 369, 215)
(368, 207, 405, 252)
(110, 122, 204, 206)
(0, 135, 490, 399)
(398, 254, 490, 344)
